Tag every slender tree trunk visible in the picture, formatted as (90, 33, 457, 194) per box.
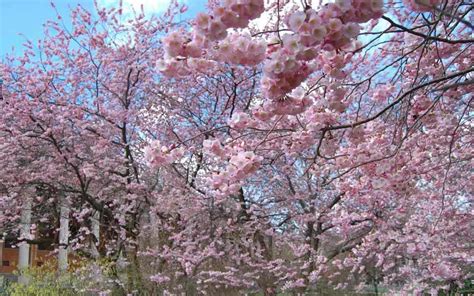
(18, 198, 31, 284)
(58, 198, 70, 272)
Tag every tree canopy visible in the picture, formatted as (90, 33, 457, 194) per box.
(1, 0, 473, 294)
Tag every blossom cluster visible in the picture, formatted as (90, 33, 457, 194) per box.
(402, 0, 440, 12)
(229, 151, 263, 180)
(228, 111, 253, 129)
(262, 0, 383, 100)
(216, 33, 266, 66)
(262, 49, 316, 100)
(208, 151, 263, 194)
(159, 0, 265, 73)
(157, 57, 218, 77)
(162, 31, 202, 58)
(194, 0, 265, 41)
(203, 138, 225, 157)
(160, 0, 384, 100)
(340, 0, 384, 23)
(144, 140, 184, 169)
(264, 87, 313, 115)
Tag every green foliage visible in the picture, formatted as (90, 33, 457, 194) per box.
(5, 259, 125, 296)
(7, 262, 77, 296)
(0, 277, 11, 296)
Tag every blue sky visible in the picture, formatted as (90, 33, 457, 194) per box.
(0, 0, 207, 57)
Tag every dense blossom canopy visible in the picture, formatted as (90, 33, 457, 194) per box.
(0, 0, 473, 294)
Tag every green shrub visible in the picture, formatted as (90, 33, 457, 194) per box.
(6, 259, 122, 296)
(7, 267, 77, 296)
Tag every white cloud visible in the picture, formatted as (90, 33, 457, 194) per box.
(97, 0, 185, 18)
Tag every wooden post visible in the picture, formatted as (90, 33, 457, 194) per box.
(18, 198, 31, 284)
(90, 210, 100, 259)
(58, 198, 70, 272)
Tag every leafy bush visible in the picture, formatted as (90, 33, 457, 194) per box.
(6, 259, 125, 296)
(7, 264, 77, 296)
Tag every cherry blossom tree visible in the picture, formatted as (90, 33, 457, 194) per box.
(147, 0, 473, 294)
(1, 0, 473, 294)
(0, 1, 186, 292)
